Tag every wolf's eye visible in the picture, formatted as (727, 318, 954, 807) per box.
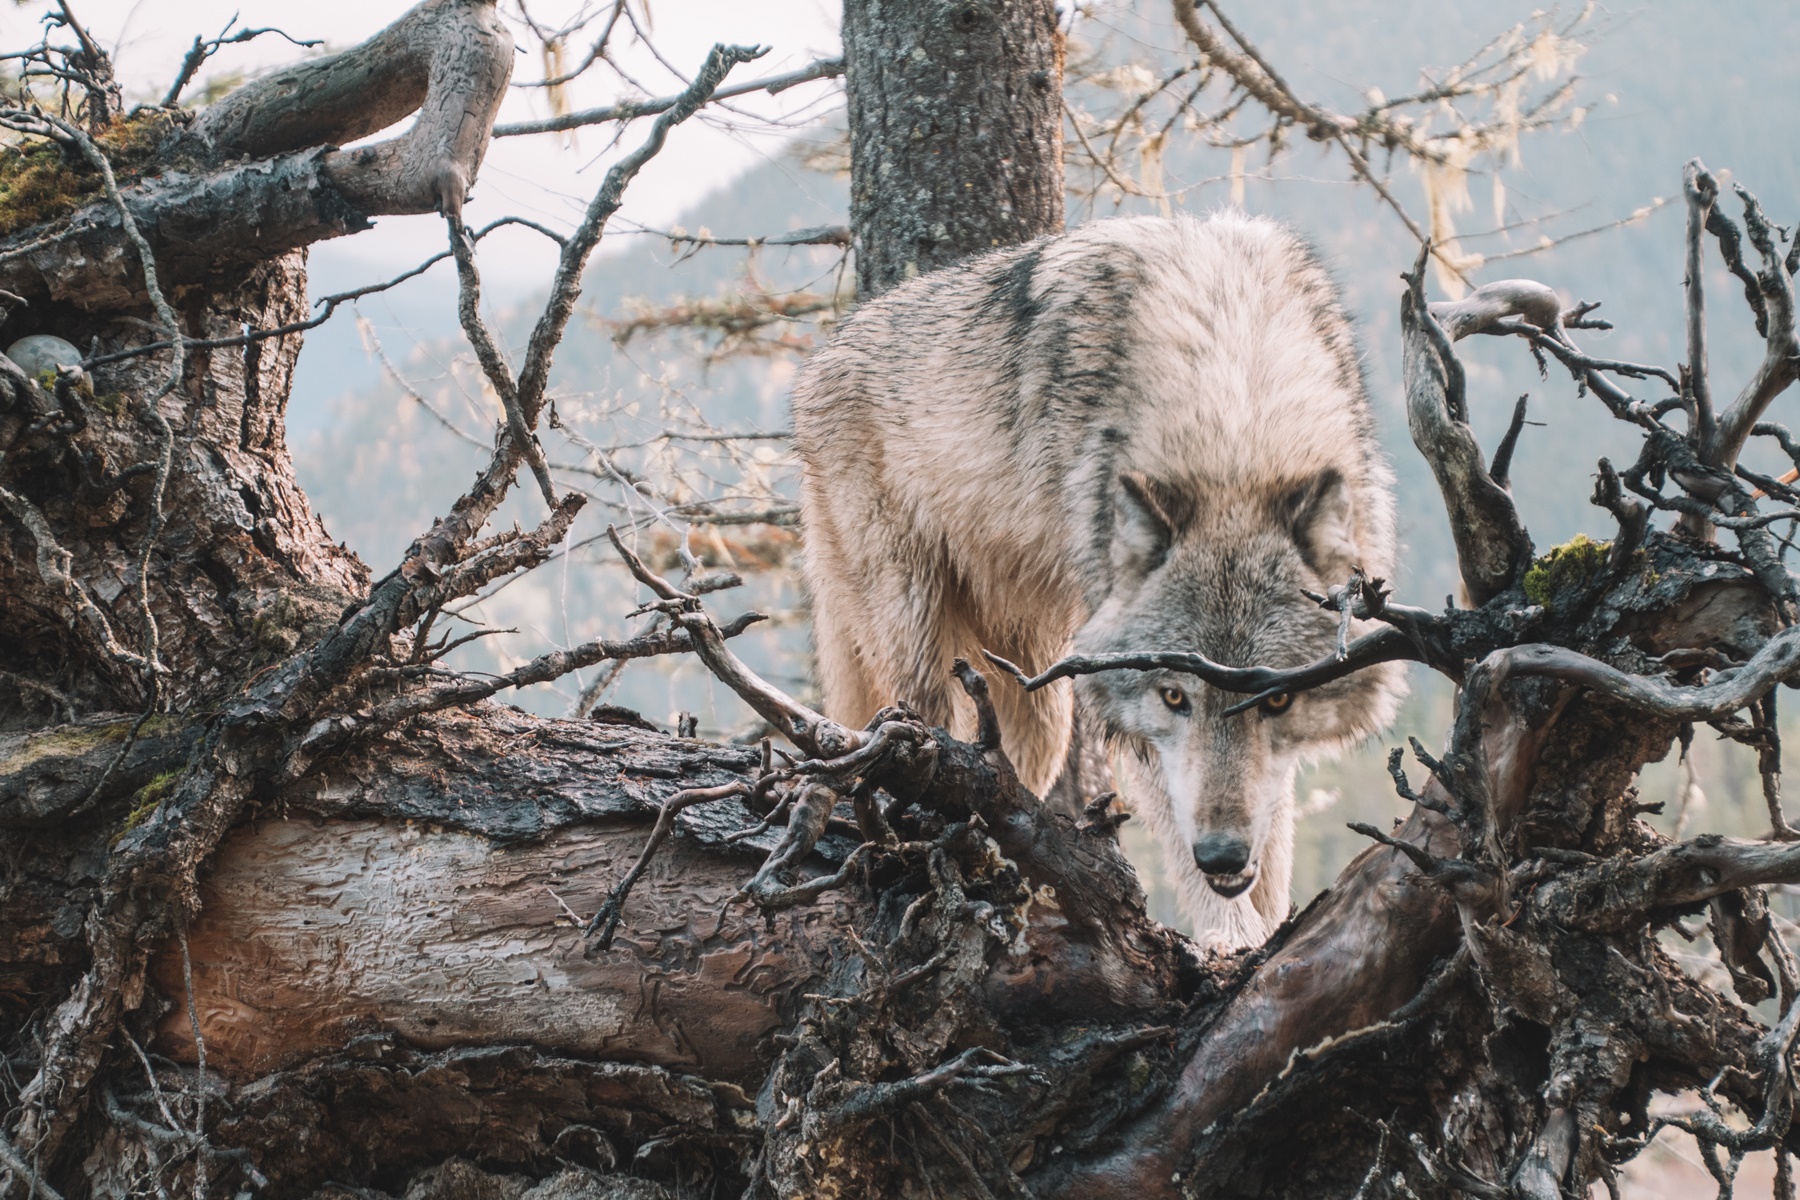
(1159, 686, 1189, 712)
(1259, 692, 1294, 716)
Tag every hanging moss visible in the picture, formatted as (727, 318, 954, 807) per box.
(1522, 533, 1611, 607)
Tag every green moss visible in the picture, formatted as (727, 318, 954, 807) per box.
(0, 109, 182, 239)
(1522, 533, 1611, 606)
(117, 769, 180, 839)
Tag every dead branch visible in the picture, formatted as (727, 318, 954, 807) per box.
(1427, 279, 1567, 342)
(1707, 180, 1800, 473)
(514, 44, 769, 431)
(608, 525, 863, 759)
(1168, 0, 1428, 262)
(448, 212, 559, 506)
(602, 289, 842, 353)
(1544, 835, 1800, 930)
(494, 55, 843, 138)
(628, 224, 853, 252)
(1684, 160, 1721, 459)
(1403, 245, 1534, 604)
(187, 0, 512, 219)
(986, 621, 1438, 714)
(163, 19, 323, 109)
(1495, 631, 1800, 721)
(81, 216, 565, 370)
(586, 781, 750, 949)
(364, 609, 765, 728)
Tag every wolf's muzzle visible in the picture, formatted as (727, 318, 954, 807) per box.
(1193, 833, 1255, 898)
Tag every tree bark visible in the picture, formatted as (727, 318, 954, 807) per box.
(0, 249, 365, 719)
(841, 0, 1066, 298)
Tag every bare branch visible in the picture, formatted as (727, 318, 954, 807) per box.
(626, 223, 853, 252)
(1684, 160, 1721, 455)
(367, 610, 765, 727)
(607, 525, 863, 759)
(985, 621, 1433, 715)
(495, 55, 842, 138)
(1495, 631, 1800, 721)
(163, 20, 323, 109)
(586, 781, 750, 950)
(1489, 394, 1532, 489)
(1428, 279, 1564, 342)
(951, 659, 1002, 751)
(0, 1127, 64, 1200)
(447, 213, 558, 507)
(1167, 0, 1446, 269)
(514, 44, 769, 427)
(81, 216, 565, 371)
(513, 0, 625, 91)
(1709, 184, 1800, 473)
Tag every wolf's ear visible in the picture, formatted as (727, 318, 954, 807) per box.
(1112, 471, 1191, 578)
(1283, 470, 1360, 582)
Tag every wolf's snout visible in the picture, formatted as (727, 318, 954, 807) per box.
(1192, 834, 1255, 897)
(1192, 833, 1249, 874)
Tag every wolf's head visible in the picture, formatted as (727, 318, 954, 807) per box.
(1076, 470, 1404, 913)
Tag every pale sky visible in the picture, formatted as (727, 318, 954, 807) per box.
(1, 2, 844, 290)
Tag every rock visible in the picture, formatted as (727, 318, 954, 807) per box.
(6, 334, 81, 380)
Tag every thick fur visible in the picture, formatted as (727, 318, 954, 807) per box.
(792, 212, 1405, 947)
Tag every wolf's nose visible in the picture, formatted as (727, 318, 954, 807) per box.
(1192, 834, 1250, 875)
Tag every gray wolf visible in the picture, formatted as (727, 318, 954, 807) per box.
(791, 212, 1404, 947)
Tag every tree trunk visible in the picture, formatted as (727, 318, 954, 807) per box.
(841, 0, 1065, 298)
(0, 253, 366, 719)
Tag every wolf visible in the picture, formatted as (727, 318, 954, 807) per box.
(791, 212, 1405, 948)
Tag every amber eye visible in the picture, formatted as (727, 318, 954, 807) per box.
(1160, 686, 1189, 712)
(1259, 692, 1294, 716)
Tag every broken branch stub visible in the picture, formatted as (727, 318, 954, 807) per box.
(1427, 278, 1565, 342)
(1403, 248, 1535, 605)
